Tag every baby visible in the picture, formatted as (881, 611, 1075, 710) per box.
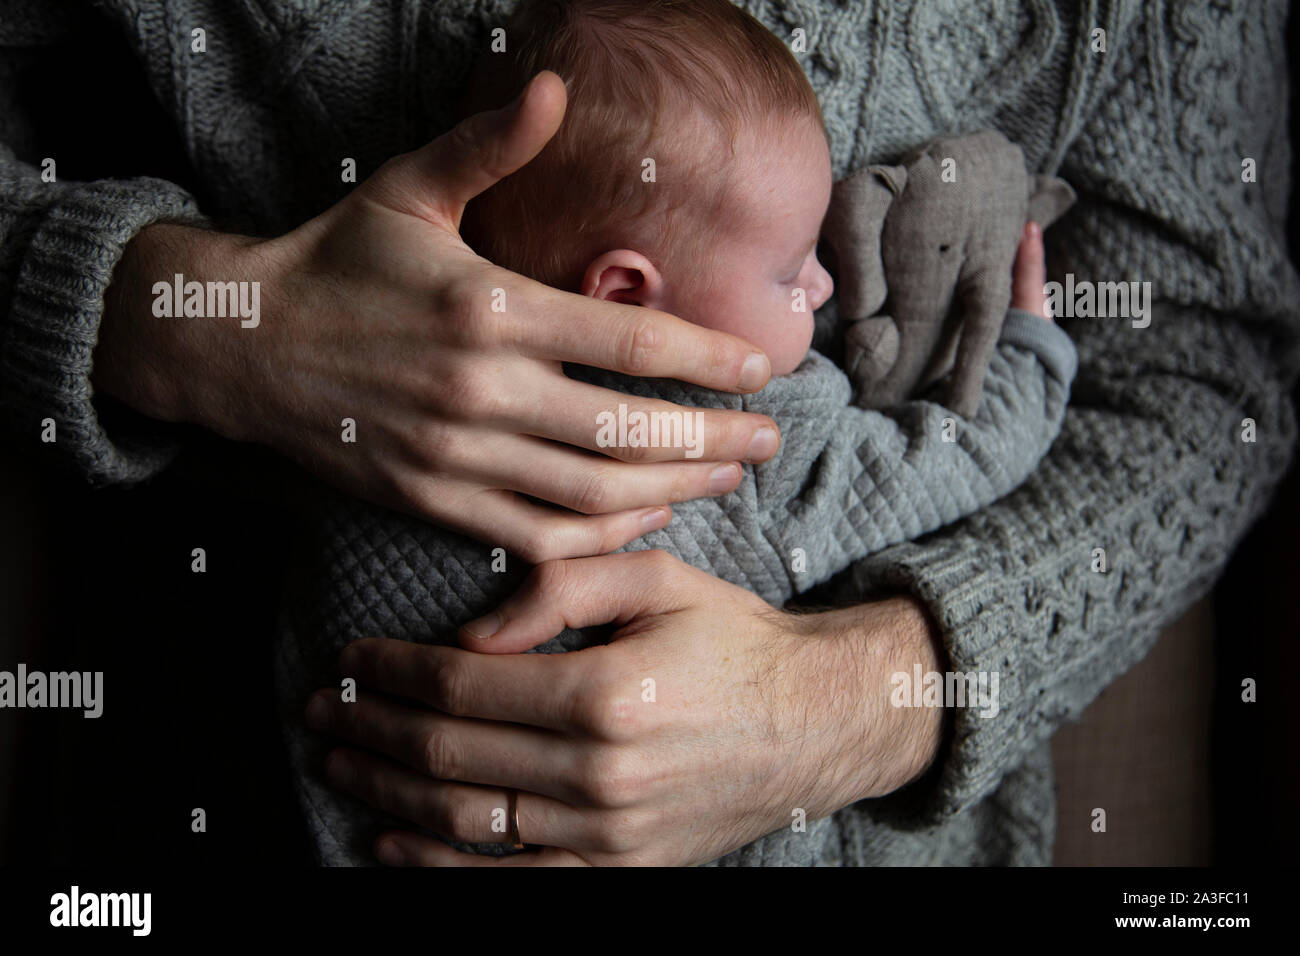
(457, 0, 835, 378)
(275, 0, 1078, 865)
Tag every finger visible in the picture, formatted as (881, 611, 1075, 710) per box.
(516, 372, 780, 464)
(465, 434, 744, 512)
(337, 638, 592, 733)
(398, 477, 674, 563)
(1011, 221, 1050, 320)
(515, 284, 773, 393)
(324, 747, 589, 848)
(305, 689, 585, 803)
(374, 71, 567, 228)
(460, 551, 704, 653)
(375, 831, 585, 867)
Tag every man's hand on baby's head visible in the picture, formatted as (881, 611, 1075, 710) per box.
(1010, 221, 1052, 321)
(181, 69, 782, 566)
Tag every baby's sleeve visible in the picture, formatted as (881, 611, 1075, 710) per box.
(765, 309, 1076, 596)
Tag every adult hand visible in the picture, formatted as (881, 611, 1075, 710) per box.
(93, 71, 780, 562)
(305, 551, 946, 866)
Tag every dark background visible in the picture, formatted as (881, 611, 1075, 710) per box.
(1, 6, 1297, 866)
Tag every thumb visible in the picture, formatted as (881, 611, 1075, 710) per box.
(458, 552, 696, 654)
(369, 70, 567, 229)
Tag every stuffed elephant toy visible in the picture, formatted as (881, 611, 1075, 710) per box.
(820, 129, 1076, 417)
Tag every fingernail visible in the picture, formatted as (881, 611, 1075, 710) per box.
(641, 506, 671, 531)
(738, 353, 770, 392)
(462, 609, 503, 640)
(305, 695, 329, 730)
(708, 463, 741, 495)
(376, 838, 405, 866)
(1028, 220, 1041, 238)
(745, 427, 779, 462)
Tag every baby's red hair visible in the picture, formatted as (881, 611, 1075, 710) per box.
(457, 0, 825, 293)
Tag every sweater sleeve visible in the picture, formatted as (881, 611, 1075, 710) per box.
(0, 8, 210, 485)
(832, 0, 1300, 827)
(767, 310, 1077, 595)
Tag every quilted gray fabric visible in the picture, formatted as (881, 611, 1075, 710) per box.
(276, 308, 1076, 865)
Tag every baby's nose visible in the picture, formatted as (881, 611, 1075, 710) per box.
(810, 260, 834, 311)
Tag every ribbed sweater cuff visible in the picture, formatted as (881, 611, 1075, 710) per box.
(1, 177, 209, 485)
(838, 536, 1032, 829)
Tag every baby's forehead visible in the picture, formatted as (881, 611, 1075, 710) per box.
(712, 117, 831, 217)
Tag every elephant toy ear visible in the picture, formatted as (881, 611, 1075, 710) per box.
(869, 163, 908, 196)
(822, 167, 898, 320)
(1027, 174, 1076, 227)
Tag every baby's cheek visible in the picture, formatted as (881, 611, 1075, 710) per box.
(668, 289, 814, 375)
(762, 306, 816, 376)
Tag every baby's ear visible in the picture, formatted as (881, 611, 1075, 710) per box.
(581, 249, 665, 308)
(1028, 174, 1076, 227)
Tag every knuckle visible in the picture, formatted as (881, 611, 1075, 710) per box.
(517, 527, 560, 565)
(445, 120, 492, 179)
(437, 799, 480, 841)
(591, 808, 650, 854)
(615, 437, 653, 463)
(620, 317, 662, 374)
(436, 363, 500, 422)
(569, 469, 612, 515)
(395, 421, 448, 471)
(424, 653, 470, 716)
(639, 548, 680, 585)
(575, 681, 639, 742)
(368, 763, 400, 809)
(579, 747, 646, 808)
(438, 270, 509, 349)
(665, 465, 696, 504)
(594, 522, 634, 555)
(704, 337, 734, 380)
(529, 556, 575, 601)
(420, 726, 458, 779)
(432, 274, 477, 339)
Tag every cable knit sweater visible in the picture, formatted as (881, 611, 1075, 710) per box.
(2, 0, 1298, 866)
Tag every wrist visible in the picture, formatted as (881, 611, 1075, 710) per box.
(811, 596, 948, 805)
(95, 223, 261, 439)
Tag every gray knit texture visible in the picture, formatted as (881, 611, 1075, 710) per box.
(3, 0, 1299, 865)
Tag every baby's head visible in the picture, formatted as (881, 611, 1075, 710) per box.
(459, 0, 834, 375)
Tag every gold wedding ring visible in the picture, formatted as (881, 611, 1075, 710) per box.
(508, 788, 524, 849)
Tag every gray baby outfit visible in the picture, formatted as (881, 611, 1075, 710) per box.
(275, 309, 1077, 865)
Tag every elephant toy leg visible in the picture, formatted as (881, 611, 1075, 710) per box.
(946, 281, 1012, 417)
(868, 320, 942, 409)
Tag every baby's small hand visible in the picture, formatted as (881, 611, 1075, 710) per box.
(1010, 221, 1052, 321)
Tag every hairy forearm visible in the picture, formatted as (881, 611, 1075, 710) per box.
(796, 596, 947, 812)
